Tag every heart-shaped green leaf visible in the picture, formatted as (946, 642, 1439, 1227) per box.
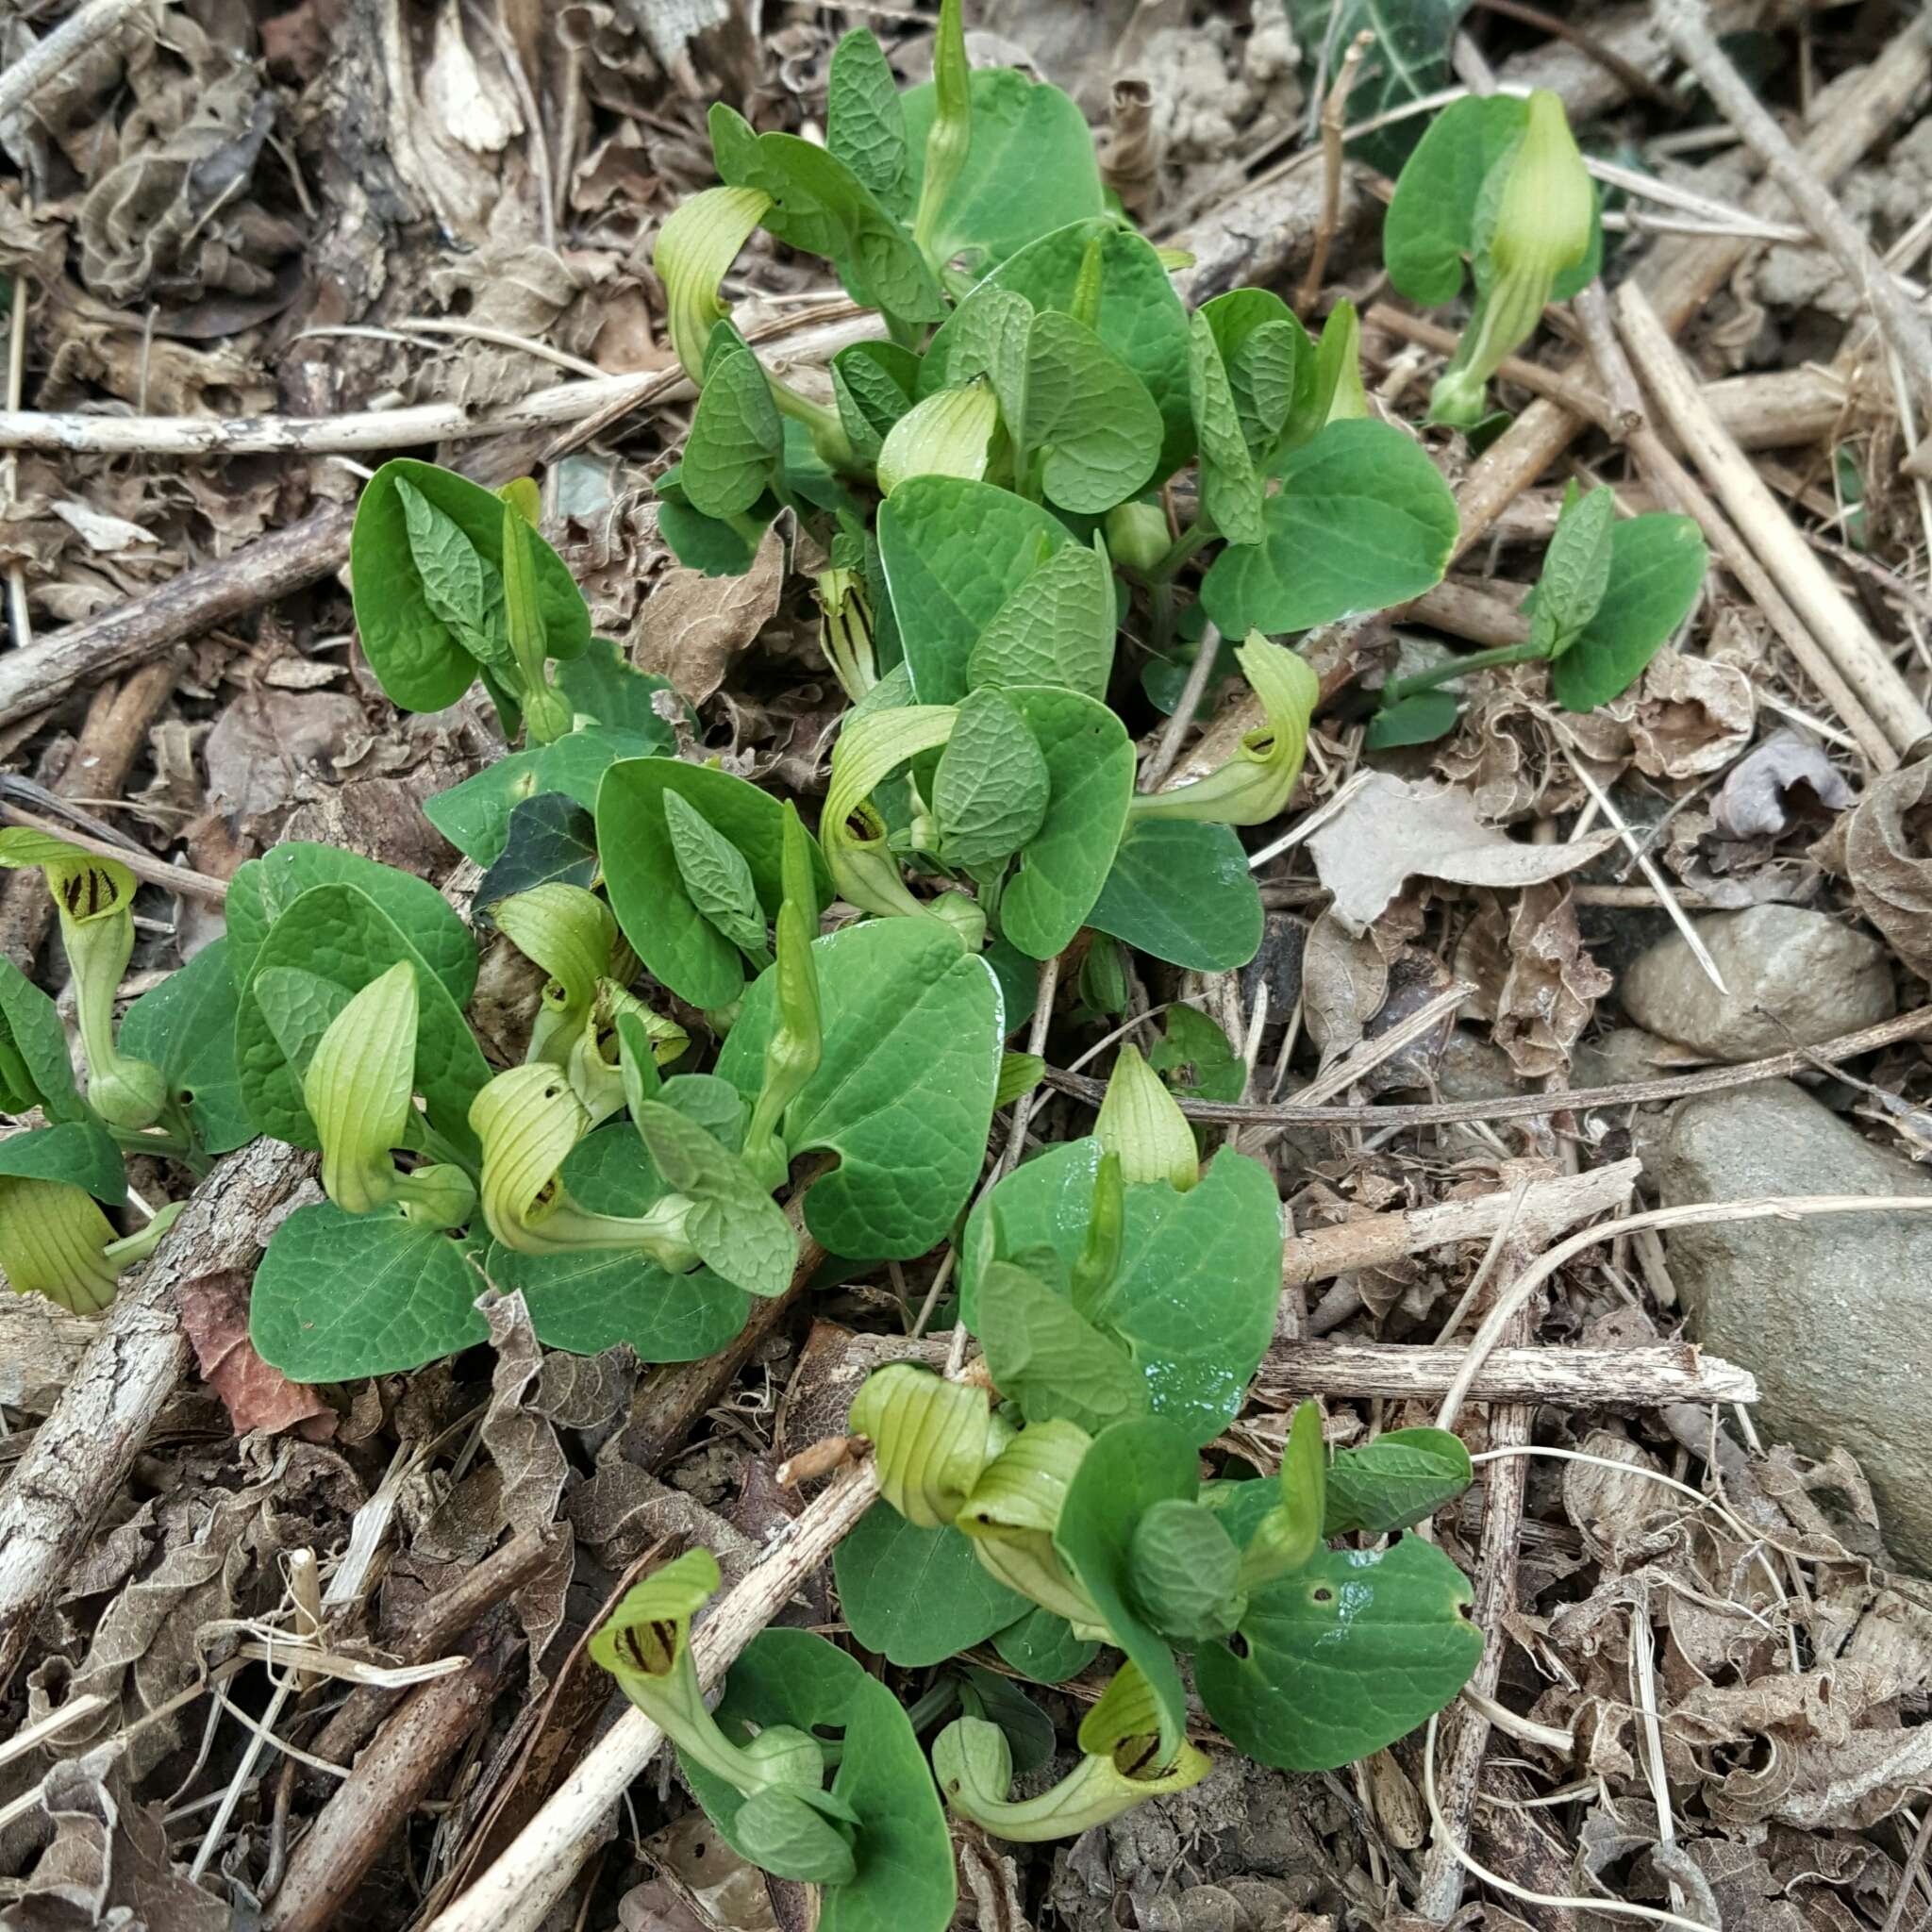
(924, 216, 1192, 477)
(827, 28, 910, 218)
(234, 883, 490, 1161)
(1088, 819, 1263, 972)
(962, 1139, 1282, 1444)
(0, 1121, 126, 1205)
(474, 793, 600, 907)
(682, 330, 785, 519)
(598, 759, 831, 1011)
(684, 1627, 958, 1932)
(119, 938, 251, 1154)
(0, 956, 83, 1123)
(1548, 513, 1707, 711)
(1324, 1426, 1474, 1535)
(967, 533, 1116, 700)
(1198, 1481, 1483, 1771)
(934, 689, 1052, 869)
(1202, 419, 1458, 637)
(1024, 310, 1164, 513)
(717, 919, 1002, 1258)
(992, 1607, 1100, 1684)
(1053, 1415, 1199, 1763)
(997, 687, 1135, 960)
(900, 68, 1103, 270)
(876, 475, 1074, 705)
(252, 1204, 489, 1380)
(350, 458, 589, 713)
(227, 843, 476, 1008)
(835, 1505, 1029, 1666)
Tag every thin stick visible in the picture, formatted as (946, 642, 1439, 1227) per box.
(1553, 726, 1727, 994)
(1617, 279, 1930, 758)
(4, 275, 30, 652)
(1139, 625, 1224, 793)
(1049, 1003, 1932, 1128)
(0, 308, 881, 456)
(0, 0, 155, 125)
(1286, 981, 1472, 1108)
(1296, 30, 1374, 314)
(1652, 0, 1932, 446)
(0, 800, 229, 903)
(1437, 1195, 1932, 1431)
(421, 1461, 881, 1932)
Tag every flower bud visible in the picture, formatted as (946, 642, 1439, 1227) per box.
(1105, 501, 1171, 575)
(1095, 1044, 1197, 1193)
(876, 382, 1000, 495)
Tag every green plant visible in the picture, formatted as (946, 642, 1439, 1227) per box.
(0, 8, 1725, 1915)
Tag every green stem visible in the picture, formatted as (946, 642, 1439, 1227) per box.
(905, 1679, 961, 1735)
(1147, 519, 1214, 585)
(772, 377, 857, 473)
(1379, 640, 1548, 705)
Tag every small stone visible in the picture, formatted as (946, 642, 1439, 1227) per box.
(1619, 905, 1893, 1060)
(1435, 1026, 1516, 1102)
(1655, 1080, 1932, 1569)
(1571, 1026, 1675, 1090)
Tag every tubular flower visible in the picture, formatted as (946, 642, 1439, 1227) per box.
(956, 1420, 1103, 1627)
(0, 830, 168, 1130)
(491, 883, 620, 1068)
(0, 1179, 183, 1315)
(1429, 91, 1593, 428)
(1127, 635, 1318, 828)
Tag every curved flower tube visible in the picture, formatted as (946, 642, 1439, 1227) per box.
(491, 883, 621, 1067)
(1126, 634, 1318, 828)
(0, 830, 168, 1130)
(0, 1180, 183, 1315)
(470, 1063, 694, 1266)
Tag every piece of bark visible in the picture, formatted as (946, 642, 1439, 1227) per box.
(0, 1136, 311, 1695)
(263, 1609, 523, 1932)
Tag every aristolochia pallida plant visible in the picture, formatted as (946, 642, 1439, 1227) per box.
(1, 9, 1724, 1920)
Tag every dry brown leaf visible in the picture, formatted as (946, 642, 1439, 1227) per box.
(1299, 909, 1391, 1058)
(1456, 885, 1611, 1080)
(1626, 646, 1754, 780)
(1713, 729, 1853, 841)
(177, 1269, 337, 1440)
(203, 686, 366, 826)
(1819, 757, 1932, 979)
(631, 521, 786, 707)
(1307, 774, 1619, 932)
(0, 1761, 227, 1931)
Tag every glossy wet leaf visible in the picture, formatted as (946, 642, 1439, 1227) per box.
(900, 67, 1103, 268)
(992, 1607, 1099, 1684)
(835, 1506, 1028, 1666)
(0, 1120, 126, 1205)
(483, 1127, 749, 1357)
(1199, 1484, 1484, 1770)
(1053, 1415, 1199, 1762)
(119, 938, 252, 1154)
(1547, 513, 1707, 711)
(252, 1205, 488, 1380)
(474, 793, 600, 907)
(997, 687, 1135, 961)
(350, 458, 589, 712)
(934, 689, 1051, 868)
(717, 919, 1002, 1258)
(1088, 819, 1263, 972)
(598, 759, 829, 1010)
(962, 1139, 1282, 1444)
(234, 883, 491, 1160)
(226, 842, 475, 1008)
(924, 216, 1192, 478)
(1324, 1426, 1474, 1535)
(685, 1627, 958, 1932)
(967, 533, 1115, 700)
(876, 475, 1076, 705)
(976, 1258, 1147, 1434)
(1201, 419, 1458, 637)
